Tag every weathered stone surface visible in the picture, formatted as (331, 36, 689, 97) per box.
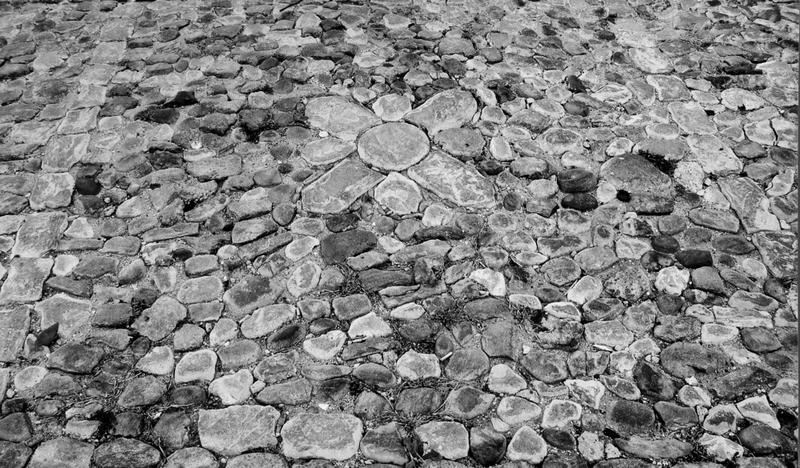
(600, 154, 674, 213)
(301, 158, 384, 214)
(28, 437, 93, 468)
(46, 344, 103, 374)
(133, 296, 187, 341)
(358, 122, 430, 171)
(305, 96, 380, 141)
(752, 231, 796, 279)
(415, 421, 469, 460)
(11, 212, 66, 258)
(301, 138, 356, 166)
(199, 406, 279, 456)
(3, 3, 797, 466)
(0, 258, 52, 303)
(687, 135, 743, 176)
(373, 172, 423, 214)
(718, 177, 780, 233)
(408, 152, 495, 208)
(281, 413, 363, 461)
(0, 306, 29, 362)
(405, 89, 478, 135)
(94, 438, 161, 468)
(506, 426, 548, 464)
(35, 294, 92, 341)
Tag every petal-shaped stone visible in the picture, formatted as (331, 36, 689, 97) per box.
(408, 152, 495, 209)
(300, 138, 356, 166)
(404, 89, 477, 135)
(373, 172, 423, 214)
(305, 96, 380, 141)
(358, 122, 429, 171)
(372, 94, 411, 121)
(281, 413, 363, 461)
(301, 158, 384, 214)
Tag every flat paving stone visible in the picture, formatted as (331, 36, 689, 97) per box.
(306, 96, 381, 141)
(408, 151, 495, 209)
(281, 412, 363, 461)
(2, 0, 798, 466)
(0, 306, 29, 362)
(199, 406, 279, 456)
(358, 122, 430, 171)
(405, 89, 478, 135)
(301, 158, 384, 214)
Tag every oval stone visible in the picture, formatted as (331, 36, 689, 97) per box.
(358, 122, 430, 171)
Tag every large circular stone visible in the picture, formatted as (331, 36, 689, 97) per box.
(357, 122, 430, 171)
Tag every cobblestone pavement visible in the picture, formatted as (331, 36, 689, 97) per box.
(0, 0, 798, 466)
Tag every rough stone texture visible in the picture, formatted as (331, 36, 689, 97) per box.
(3, 1, 798, 466)
(281, 413, 363, 461)
(407, 152, 495, 209)
(198, 406, 279, 456)
(301, 158, 384, 214)
(305, 96, 380, 141)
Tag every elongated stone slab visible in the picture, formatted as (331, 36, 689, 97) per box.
(407, 152, 494, 209)
(305, 96, 380, 141)
(0, 306, 29, 362)
(404, 89, 477, 135)
(753, 231, 797, 279)
(301, 137, 356, 166)
(301, 158, 384, 214)
(718, 177, 780, 234)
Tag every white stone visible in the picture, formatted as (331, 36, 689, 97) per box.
(348, 312, 392, 339)
(395, 350, 441, 380)
(136, 346, 175, 376)
(469, 268, 506, 296)
(655, 266, 690, 294)
(303, 331, 346, 361)
(209, 369, 253, 405)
